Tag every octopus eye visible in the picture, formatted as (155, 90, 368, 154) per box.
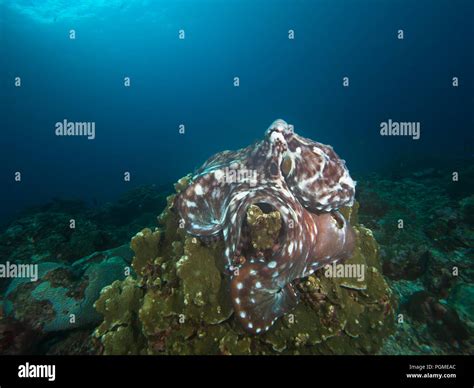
(270, 162, 279, 176)
(281, 155, 293, 177)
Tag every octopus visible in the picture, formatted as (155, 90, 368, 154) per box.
(175, 119, 356, 334)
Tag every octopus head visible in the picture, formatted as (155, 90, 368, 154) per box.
(255, 119, 293, 177)
(265, 119, 294, 140)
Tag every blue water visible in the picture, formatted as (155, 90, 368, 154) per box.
(1, 0, 473, 223)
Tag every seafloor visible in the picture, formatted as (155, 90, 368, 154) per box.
(0, 164, 472, 355)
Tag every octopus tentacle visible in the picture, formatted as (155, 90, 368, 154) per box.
(175, 171, 231, 236)
(282, 133, 356, 212)
(231, 260, 300, 334)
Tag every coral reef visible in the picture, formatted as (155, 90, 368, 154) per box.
(93, 178, 396, 355)
(0, 185, 172, 355)
(0, 211, 110, 269)
(2, 246, 132, 340)
(0, 185, 168, 271)
(1, 159, 470, 355)
(357, 168, 474, 355)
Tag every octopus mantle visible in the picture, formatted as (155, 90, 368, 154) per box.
(176, 119, 356, 334)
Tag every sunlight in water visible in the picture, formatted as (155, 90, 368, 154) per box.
(2, 0, 146, 23)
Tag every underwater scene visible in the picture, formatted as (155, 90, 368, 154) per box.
(0, 0, 473, 358)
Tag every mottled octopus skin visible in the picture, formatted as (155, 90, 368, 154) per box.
(175, 119, 356, 334)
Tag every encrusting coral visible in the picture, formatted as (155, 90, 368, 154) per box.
(93, 177, 396, 355)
